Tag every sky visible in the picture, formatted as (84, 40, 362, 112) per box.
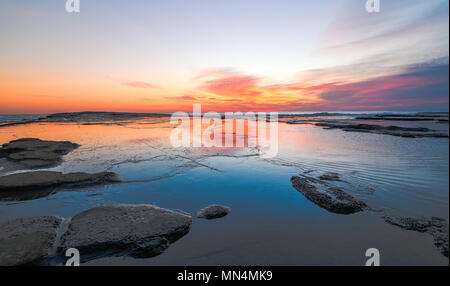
(0, 0, 448, 114)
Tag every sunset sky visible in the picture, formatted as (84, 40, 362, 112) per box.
(0, 0, 449, 114)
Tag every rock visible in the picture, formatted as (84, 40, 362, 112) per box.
(314, 123, 448, 138)
(58, 204, 192, 262)
(290, 176, 366, 214)
(44, 111, 170, 123)
(0, 204, 193, 265)
(0, 216, 63, 266)
(0, 138, 80, 168)
(384, 216, 449, 257)
(197, 205, 231, 219)
(0, 171, 122, 192)
(0, 112, 171, 129)
(318, 172, 341, 181)
(356, 112, 449, 122)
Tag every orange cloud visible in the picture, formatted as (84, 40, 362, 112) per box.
(191, 69, 324, 110)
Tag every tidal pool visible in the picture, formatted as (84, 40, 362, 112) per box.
(0, 115, 448, 265)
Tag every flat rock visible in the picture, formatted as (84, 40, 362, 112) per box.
(0, 171, 121, 192)
(0, 138, 80, 168)
(197, 205, 231, 219)
(0, 216, 63, 266)
(0, 112, 171, 128)
(356, 112, 449, 122)
(59, 204, 192, 262)
(384, 216, 449, 257)
(315, 122, 448, 138)
(290, 176, 366, 214)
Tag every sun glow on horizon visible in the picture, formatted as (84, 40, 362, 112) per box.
(0, 0, 448, 114)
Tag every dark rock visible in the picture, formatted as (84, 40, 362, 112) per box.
(356, 116, 437, 121)
(58, 204, 192, 262)
(0, 138, 80, 168)
(384, 216, 449, 257)
(356, 112, 449, 121)
(197, 205, 231, 219)
(318, 172, 341, 181)
(290, 176, 366, 214)
(315, 122, 448, 138)
(285, 120, 311, 124)
(0, 216, 63, 266)
(0, 171, 121, 192)
(316, 122, 430, 132)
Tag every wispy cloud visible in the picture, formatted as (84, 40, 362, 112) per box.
(165, 95, 197, 101)
(123, 81, 159, 89)
(106, 76, 160, 89)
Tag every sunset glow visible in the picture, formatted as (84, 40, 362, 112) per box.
(0, 0, 448, 113)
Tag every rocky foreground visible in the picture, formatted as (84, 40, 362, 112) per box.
(0, 203, 229, 266)
(0, 205, 192, 265)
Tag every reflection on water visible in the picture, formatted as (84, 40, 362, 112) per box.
(0, 116, 448, 265)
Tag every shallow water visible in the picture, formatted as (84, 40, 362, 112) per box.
(0, 116, 448, 265)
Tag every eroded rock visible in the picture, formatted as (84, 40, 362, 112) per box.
(0, 216, 63, 266)
(0, 171, 121, 192)
(0, 138, 80, 168)
(290, 176, 366, 214)
(197, 205, 231, 219)
(384, 216, 449, 257)
(58, 204, 192, 262)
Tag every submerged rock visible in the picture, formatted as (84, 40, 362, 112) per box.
(384, 216, 449, 257)
(290, 176, 366, 214)
(197, 205, 231, 219)
(0, 216, 63, 266)
(0, 138, 80, 168)
(0, 171, 121, 192)
(318, 172, 341, 181)
(59, 205, 192, 262)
